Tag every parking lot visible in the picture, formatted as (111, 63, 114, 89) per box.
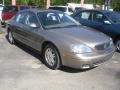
(0, 27, 120, 90)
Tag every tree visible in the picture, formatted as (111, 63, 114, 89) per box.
(4, 0, 11, 5)
(84, 0, 104, 5)
(0, 0, 2, 4)
(28, 0, 35, 5)
(111, 0, 120, 12)
(16, 0, 29, 5)
(3, 0, 120, 11)
(51, 0, 67, 5)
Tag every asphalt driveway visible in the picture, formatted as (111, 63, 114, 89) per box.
(0, 28, 120, 90)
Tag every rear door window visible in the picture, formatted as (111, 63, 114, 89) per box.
(80, 11, 91, 20)
(75, 11, 91, 20)
(68, 8, 73, 12)
(3, 6, 18, 12)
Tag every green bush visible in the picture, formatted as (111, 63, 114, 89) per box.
(2, 0, 120, 11)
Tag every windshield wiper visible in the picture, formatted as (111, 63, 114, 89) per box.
(63, 24, 80, 28)
(46, 26, 64, 29)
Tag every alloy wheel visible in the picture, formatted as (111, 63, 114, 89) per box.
(43, 44, 61, 69)
(45, 48, 56, 66)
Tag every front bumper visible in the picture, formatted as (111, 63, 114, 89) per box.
(62, 46, 115, 69)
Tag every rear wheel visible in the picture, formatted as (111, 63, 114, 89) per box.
(8, 30, 15, 44)
(43, 44, 61, 70)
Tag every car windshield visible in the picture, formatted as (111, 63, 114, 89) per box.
(49, 7, 67, 12)
(105, 12, 120, 24)
(37, 11, 80, 29)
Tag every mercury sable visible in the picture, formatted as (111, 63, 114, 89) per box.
(7, 9, 115, 69)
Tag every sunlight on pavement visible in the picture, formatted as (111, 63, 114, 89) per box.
(113, 60, 119, 64)
(21, 59, 41, 69)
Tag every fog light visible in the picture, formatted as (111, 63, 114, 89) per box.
(82, 64, 90, 69)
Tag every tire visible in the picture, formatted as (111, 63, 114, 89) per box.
(43, 44, 61, 70)
(0, 20, 1, 27)
(0, 21, 5, 28)
(8, 30, 15, 44)
(116, 39, 120, 52)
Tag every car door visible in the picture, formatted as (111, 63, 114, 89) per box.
(90, 11, 106, 30)
(12, 12, 28, 43)
(91, 11, 114, 36)
(23, 11, 43, 51)
(73, 11, 92, 27)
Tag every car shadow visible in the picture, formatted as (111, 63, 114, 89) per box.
(16, 42, 45, 64)
(5, 34, 45, 64)
(60, 66, 95, 73)
(5, 35, 95, 73)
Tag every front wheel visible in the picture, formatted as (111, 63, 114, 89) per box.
(43, 44, 61, 70)
(116, 39, 120, 52)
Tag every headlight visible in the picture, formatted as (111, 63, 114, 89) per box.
(71, 44, 93, 54)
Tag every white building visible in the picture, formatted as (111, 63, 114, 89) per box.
(67, 3, 94, 11)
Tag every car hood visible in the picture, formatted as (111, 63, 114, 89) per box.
(49, 26, 110, 47)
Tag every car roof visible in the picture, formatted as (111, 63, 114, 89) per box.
(19, 8, 63, 14)
(77, 9, 116, 14)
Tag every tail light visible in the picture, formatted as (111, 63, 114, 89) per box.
(2, 12, 16, 21)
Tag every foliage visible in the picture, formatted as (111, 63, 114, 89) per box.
(0, 0, 2, 4)
(1, 0, 120, 11)
(111, 0, 120, 12)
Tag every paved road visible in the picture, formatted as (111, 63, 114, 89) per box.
(0, 28, 120, 90)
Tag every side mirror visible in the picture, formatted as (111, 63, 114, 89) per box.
(104, 20, 111, 25)
(29, 23, 39, 28)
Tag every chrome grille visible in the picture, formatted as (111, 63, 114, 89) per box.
(95, 42, 110, 50)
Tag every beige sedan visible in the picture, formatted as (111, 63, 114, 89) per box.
(7, 9, 115, 70)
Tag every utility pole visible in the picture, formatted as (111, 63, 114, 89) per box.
(12, 0, 16, 5)
(104, 0, 110, 10)
(46, 0, 51, 9)
(80, 0, 84, 6)
(3, 0, 4, 6)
